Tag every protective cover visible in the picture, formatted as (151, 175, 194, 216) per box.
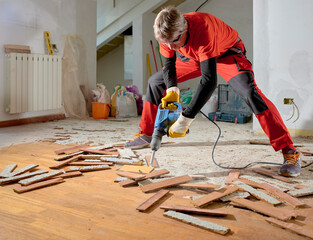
(62, 35, 91, 118)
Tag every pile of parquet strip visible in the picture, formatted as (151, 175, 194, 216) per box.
(113, 148, 313, 239)
(1, 143, 313, 239)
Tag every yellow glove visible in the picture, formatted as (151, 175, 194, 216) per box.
(161, 87, 180, 108)
(169, 114, 194, 138)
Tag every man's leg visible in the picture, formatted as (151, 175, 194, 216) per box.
(125, 57, 201, 149)
(217, 41, 300, 177)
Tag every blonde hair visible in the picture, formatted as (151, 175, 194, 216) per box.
(153, 6, 186, 41)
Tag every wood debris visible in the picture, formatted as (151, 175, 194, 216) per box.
(252, 168, 294, 183)
(258, 182, 306, 208)
(68, 165, 111, 172)
(14, 178, 65, 194)
(230, 197, 297, 221)
(9, 164, 39, 177)
(140, 175, 193, 193)
(164, 210, 230, 235)
(19, 171, 63, 186)
(117, 148, 136, 159)
(288, 187, 313, 197)
(0, 164, 18, 177)
(160, 205, 228, 217)
(136, 189, 170, 212)
(232, 181, 281, 205)
(225, 170, 241, 185)
(266, 217, 313, 239)
(192, 185, 239, 207)
(118, 165, 154, 174)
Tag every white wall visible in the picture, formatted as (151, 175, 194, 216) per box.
(253, 0, 313, 135)
(97, 44, 132, 94)
(97, 0, 253, 96)
(0, 0, 97, 121)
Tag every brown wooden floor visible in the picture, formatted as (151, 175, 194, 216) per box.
(0, 142, 312, 240)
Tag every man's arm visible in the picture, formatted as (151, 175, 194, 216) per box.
(183, 57, 217, 118)
(163, 53, 177, 88)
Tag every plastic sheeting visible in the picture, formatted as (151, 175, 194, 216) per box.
(62, 35, 91, 119)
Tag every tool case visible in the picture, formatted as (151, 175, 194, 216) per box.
(208, 84, 252, 124)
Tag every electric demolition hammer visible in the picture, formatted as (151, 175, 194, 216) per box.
(149, 102, 182, 166)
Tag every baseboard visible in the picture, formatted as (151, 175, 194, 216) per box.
(0, 114, 66, 128)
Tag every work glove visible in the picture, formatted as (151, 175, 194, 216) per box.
(161, 87, 180, 109)
(169, 113, 194, 138)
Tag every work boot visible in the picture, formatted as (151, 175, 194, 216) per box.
(124, 132, 152, 149)
(279, 150, 301, 177)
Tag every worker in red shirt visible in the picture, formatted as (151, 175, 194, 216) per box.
(125, 6, 301, 177)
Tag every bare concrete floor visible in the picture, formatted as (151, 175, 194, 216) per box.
(1, 115, 313, 186)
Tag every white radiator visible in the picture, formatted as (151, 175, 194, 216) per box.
(5, 53, 62, 114)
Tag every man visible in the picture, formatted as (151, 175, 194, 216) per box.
(125, 6, 301, 177)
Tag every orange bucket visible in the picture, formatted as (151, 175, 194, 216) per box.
(92, 102, 110, 119)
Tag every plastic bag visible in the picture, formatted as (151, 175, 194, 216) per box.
(110, 86, 125, 117)
(125, 85, 143, 115)
(116, 91, 138, 118)
(180, 89, 195, 108)
(92, 84, 110, 103)
(200, 89, 218, 118)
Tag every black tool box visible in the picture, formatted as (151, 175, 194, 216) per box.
(208, 84, 252, 124)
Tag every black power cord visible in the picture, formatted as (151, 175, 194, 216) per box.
(195, 0, 209, 12)
(200, 110, 313, 169)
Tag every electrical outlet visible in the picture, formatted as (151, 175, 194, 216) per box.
(284, 98, 294, 104)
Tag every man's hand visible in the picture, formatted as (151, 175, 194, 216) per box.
(161, 87, 180, 108)
(169, 114, 194, 138)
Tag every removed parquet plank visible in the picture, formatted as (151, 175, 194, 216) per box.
(140, 175, 193, 193)
(68, 165, 111, 172)
(54, 144, 88, 155)
(258, 182, 306, 208)
(0, 170, 48, 185)
(266, 217, 313, 239)
(54, 152, 84, 161)
(51, 171, 82, 179)
(13, 178, 65, 194)
(68, 162, 113, 166)
(119, 169, 170, 187)
(230, 197, 297, 221)
(164, 210, 230, 235)
(296, 147, 313, 156)
(80, 154, 115, 159)
(192, 185, 239, 208)
(50, 155, 81, 169)
(232, 181, 281, 206)
(178, 183, 220, 190)
(144, 155, 160, 168)
(136, 189, 170, 212)
(117, 148, 136, 159)
(252, 168, 294, 183)
(116, 171, 146, 181)
(118, 165, 154, 174)
(294, 184, 309, 189)
(160, 205, 228, 217)
(80, 148, 119, 156)
(100, 157, 141, 165)
(19, 170, 63, 186)
(9, 164, 39, 177)
(288, 187, 313, 197)
(0, 164, 17, 177)
(225, 170, 241, 185)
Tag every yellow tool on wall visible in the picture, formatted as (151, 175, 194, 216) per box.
(44, 31, 54, 55)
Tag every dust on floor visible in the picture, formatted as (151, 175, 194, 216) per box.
(0, 115, 312, 186)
